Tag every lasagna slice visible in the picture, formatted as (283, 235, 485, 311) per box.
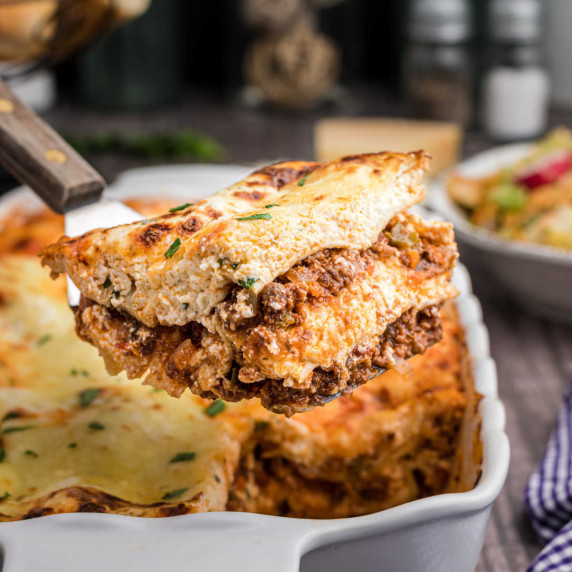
(40, 152, 458, 414)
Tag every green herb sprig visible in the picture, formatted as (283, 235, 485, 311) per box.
(162, 487, 188, 501)
(237, 213, 271, 221)
(164, 238, 182, 259)
(237, 277, 258, 290)
(169, 452, 196, 463)
(79, 388, 101, 408)
(205, 399, 226, 417)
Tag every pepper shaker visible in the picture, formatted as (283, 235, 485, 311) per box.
(481, 0, 550, 140)
(402, 0, 475, 126)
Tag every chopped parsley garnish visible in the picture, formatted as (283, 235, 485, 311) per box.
(265, 204, 279, 208)
(113, 290, 120, 299)
(164, 238, 182, 259)
(218, 258, 240, 270)
(103, 277, 112, 288)
(72, 369, 89, 378)
(24, 450, 38, 458)
(237, 213, 271, 221)
(37, 334, 52, 346)
(169, 452, 196, 463)
(182, 302, 189, 310)
(1, 425, 34, 435)
(0, 492, 10, 501)
(68, 442, 77, 449)
(79, 388, 100, 408)
(2, 411, 21, 422)
(214, 474, 221, 483)
(298, 174, 308, 186)
(169, 203, 193, 213)
(0, 446, 5, 463)
(205, 399, 226, 417)
(88, 421, 105, 431)
(162, 487, 188, 501)
(237, 277, 258, 290)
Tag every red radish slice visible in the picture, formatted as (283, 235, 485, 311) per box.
(516, 151, 572, 189)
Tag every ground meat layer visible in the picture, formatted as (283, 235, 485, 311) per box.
(74, 213, 456, 414)
(76, 301, 442, 415)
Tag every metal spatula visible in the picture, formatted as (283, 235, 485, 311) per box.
(0, 79, 143, 306)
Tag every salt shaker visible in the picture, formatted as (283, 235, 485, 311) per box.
(402, 0, 474, 126)
(482, 0, 550, 140)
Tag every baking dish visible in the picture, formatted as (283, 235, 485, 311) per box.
(0, 165, 509, 572)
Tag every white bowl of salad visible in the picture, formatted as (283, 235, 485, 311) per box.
(431, 128, 572, 324)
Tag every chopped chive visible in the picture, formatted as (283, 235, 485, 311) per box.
(37, 334, 52, 346)
(237, 277, 258, 290)
(218, 257, 239, 270)
(265, 204, 279, 208)
(103, 277, 112, 288)
(162, 487, 188, 501)
(214, 474, 221, 483)
(1, 425, 34, 435)
(298, 174, 308, 186)
(0, 446, 5, 463)
(164, 238, 182, 259)
(169, 452, 196, 463)
(182, 302, 189, 310)
(205, 399, 226, 417)
(236, 213, 271, 221)
(2, 411, 21, 422)
(79, 388, 100, 408)
(70, 368, 78, 376)
(0, 492, 10, 501)
(68, 442, 77, 449)
(169, 203, 192, 213)
(24, 450, 38, 458)
(88, 421, 105, 431)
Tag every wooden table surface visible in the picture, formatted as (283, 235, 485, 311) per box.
(11, 89, 572, 570)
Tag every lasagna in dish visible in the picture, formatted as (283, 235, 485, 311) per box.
(40, 152, 458, 415)
(0, 202, 479, 521)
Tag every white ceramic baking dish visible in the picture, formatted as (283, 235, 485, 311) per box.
(0, 165, 509, 572)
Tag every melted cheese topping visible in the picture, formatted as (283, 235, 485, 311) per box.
(0, 258, 242, 519)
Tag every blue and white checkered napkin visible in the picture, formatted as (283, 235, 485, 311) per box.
(524, 384, 572, 572)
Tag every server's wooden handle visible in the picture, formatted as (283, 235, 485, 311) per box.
(0, 79, 105, 214)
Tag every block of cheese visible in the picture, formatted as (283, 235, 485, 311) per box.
(315, 118, 462, 177)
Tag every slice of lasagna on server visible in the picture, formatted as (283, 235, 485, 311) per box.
(40, 151, 458, 415)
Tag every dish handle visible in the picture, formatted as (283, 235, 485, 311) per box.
(0, 512, 317, 572)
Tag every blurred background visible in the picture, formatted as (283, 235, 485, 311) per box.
(0, 0, 570, 185)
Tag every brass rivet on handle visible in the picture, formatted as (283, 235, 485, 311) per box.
(0, 99, 14, 113)
(45, 149, 67, 164)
